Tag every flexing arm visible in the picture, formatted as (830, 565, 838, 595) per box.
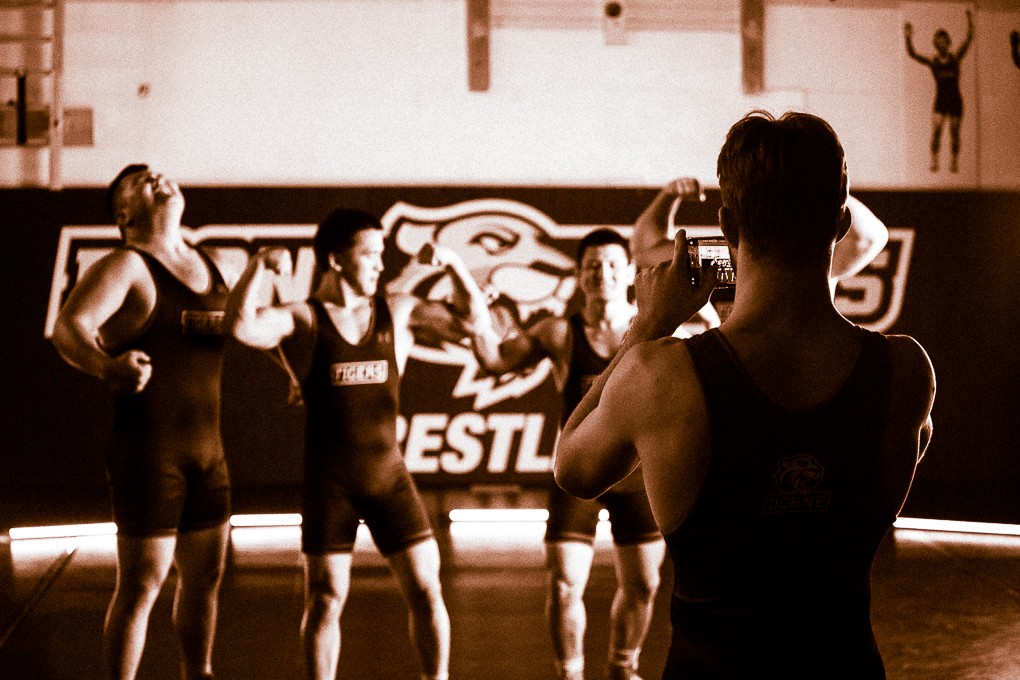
(413, 243, 556, 374)
(409, 243, 492, 340)
(51, 250, 154, 393)
(831, 196, 889, 282)
(631, 177, 705, 270)
(556, 233, 715, 498)
(223, 247, 299, 350)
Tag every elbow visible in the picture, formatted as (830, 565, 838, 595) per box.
(228, 317, 271, 350)
(553, 458, 602, 500)
(51, 315, 84, 360)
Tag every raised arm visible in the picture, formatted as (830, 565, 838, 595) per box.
(903, 23, 929, 65)
(830, 195, 889, 282)
(1012, 31, 1020, 69)
(223, 247, 300, 350)
(631, 177, 705, 270)
(556, 232, 714, 498)
(51, 250, 154, 393)
(410, 243, 492, 339)
(957, 10, 974, 59)
(413, 243, 557, 374)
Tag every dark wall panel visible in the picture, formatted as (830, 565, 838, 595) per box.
(2, 187, 1017, 527)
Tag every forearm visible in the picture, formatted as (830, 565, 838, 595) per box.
(632, 189, 677, 267)
(51, 316, 114, 380)
(224, 253, 289, 348)
(224, 257, 268, 331)
(443, 257, 487, 317)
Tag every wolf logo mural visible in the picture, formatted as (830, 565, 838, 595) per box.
(383, 199, 582, 410)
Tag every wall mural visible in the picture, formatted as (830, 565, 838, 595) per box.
(41, 198, 914, 487)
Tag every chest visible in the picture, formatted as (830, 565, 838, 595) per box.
(324, 303, 375, 345)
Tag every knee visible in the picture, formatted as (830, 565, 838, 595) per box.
(182, 561, 226, 595)
(550, 573, 585, 604)
(116, 570, 167, 605)
(404, 576, 445, 615)
(620, 572, 660, 604)
(305, 585, 345, 621)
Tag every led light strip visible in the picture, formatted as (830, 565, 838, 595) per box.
(10, 513, 1020, 540)
(228, 513, 302, 528)
(892, 516, 1020, 536)
(447, 509, 550, 523)
(8, 522, 117, 540)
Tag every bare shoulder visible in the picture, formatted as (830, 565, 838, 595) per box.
(204, 246, 248, 288)
(885, 333, 936, 417)
(530, 316, 570, 352)
(73, 247, 151, 295)
(885, 334, 935, 384)
(610, 337, 696, 401)
(386, 291, 418, 315)
(626, 336, 693, 373)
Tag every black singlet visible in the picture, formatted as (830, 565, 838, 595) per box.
(301, 297, 404, 492)
(106, 247, 231, 535)
(561, 313, 611, 426)
(662, 328, 893, 678)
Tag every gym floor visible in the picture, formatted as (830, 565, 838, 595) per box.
(3, 517, 1020, 679)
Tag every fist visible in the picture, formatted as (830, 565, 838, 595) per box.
(904, 23, 913, 37)
(672, 177, 705, 202)
(259, 247, 292, 276)
(105, 350, 152, 394)
(417, 243, 461, 268)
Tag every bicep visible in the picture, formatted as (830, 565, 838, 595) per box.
(555, 352, 642, 496)
(235, 304, 300, 350)
(408, 298, 475, 343)
(57, 253, 145, 334)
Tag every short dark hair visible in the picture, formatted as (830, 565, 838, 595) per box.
(107, 163, 149, 219)
(716, 110, 847, 265)
(575, 228, 630, 266)
(313, 208, 383, 270)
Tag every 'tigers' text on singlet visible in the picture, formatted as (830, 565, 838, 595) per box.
(180, 310, 225, 336)
(331, 360, 389, 386)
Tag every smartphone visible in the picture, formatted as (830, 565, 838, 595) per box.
(687, 237, 735, 288)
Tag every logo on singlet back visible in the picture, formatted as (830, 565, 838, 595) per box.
(180, 310, 225, 336)
(763, 454, 831, 515)
(331, 360, 388, 386)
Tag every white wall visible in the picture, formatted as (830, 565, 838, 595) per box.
(1, 0, 1017, 189)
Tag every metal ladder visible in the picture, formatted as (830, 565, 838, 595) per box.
(1, 0, 64, 189)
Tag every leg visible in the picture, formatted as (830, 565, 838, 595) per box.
(302, 552, 354, 680)
(172, 522, 230, 680)
(606, 541, 666, 679)
(546, 540, 595, 680)
(949, 115, 962, 172)
(929, 112, 944, 171)
(386, 539, 451, 680)
(104, 534, 177, 680)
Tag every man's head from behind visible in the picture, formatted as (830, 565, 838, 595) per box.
(717, 111, 849, 267)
